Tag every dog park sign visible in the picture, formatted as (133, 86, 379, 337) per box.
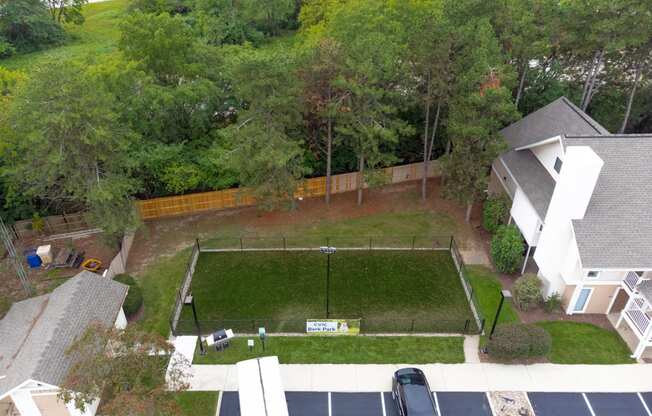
(306, 319, 361, 335)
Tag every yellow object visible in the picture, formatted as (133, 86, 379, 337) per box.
(81, 258, 102, 272)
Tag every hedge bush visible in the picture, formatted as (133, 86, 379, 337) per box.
(490, 224, 524, 273)
(487, 323, 551, 359)
(482, 196, 509, 234)
(512, 273, 542, 311)
(114, 274, 144, 318)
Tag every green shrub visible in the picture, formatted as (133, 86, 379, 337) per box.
(482, 196, 509, 234)
(487, 323, 551, 359)
(490, 225, 523, 273)
(543, 292, 562, 313)
(512, 273, 542, 311)
(114, 274, 144, 318)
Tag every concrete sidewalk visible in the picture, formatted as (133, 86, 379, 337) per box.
(188, 363, 652, 393)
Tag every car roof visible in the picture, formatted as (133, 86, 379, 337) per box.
(402, 384, 437, 416)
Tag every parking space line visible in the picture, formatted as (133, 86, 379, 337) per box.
(328, 392, 332, 416)
(433, 392, 441, 416)
(381, 392, 387, 416)
(638, 393, 652, 416)
(582, 393, 596, 416)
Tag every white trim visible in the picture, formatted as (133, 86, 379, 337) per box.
(433, 392, 441, 416)
(380, 392, 387, 416)
(572, 287, 594, 313)
(0, 379, 60, 402)
(514, 135, 563, 151)
(328, 392, 332, 416)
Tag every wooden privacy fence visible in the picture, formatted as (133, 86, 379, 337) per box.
(137, 161, 441, 220)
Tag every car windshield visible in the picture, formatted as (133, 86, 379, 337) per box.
(397, 372, 426, 386)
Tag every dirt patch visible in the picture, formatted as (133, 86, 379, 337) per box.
(127, 179, 491, 275)
(0, 233, 118, 306)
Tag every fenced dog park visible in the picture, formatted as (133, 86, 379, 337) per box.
(169, 236, 485, 336)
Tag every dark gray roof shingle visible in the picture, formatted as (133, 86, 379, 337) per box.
(0, 271, 128, 397)
(500, 96, 609, 149)
(565, 135, 652, 269)
(500, 149, 556, 219)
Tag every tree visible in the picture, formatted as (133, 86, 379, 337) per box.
(298, 0, 348, 29)
(442, 86, 519, 222)
(618, 41, 652, 133)
(297, 37, 347, 205)
(490, 0, 557, 106)
(59, 324, 190, 416)
(3, 60, 140, 242)
(119, 12, 203, 85)
(193, 0, 265, 46)
(396, 0, 452, 200)
(43, 0, 88, 25)
(559, 0, 652, 110)
(0, 0, 65, 52)
(323, 0, 413, 205)
(214, 47, 309, 210)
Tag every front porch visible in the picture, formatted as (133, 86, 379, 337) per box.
(609, 275, 652, 360)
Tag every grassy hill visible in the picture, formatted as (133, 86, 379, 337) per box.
(1, 0, 128, 72)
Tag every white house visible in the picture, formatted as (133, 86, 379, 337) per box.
(490, 96, 652, 359)
(0, 271, 128, 416)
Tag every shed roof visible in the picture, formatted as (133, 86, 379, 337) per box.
(0, 271, 128, 398)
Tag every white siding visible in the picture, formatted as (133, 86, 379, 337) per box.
(510, 188, 541, 246)
(531, 139, 564, 181)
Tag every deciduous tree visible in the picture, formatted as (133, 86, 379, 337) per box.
(59, 324, 190, 416)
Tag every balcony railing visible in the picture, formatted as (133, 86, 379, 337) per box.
(626, 306, 652, 336)
(625, 271, 642, 291)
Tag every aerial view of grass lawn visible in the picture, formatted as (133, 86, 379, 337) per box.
(175, 391, 219, 416)
(193, 335, 465, 364)
(180, 249, 477, 334)
(536, 321, 635, 365)
(1, 0, 128, 72)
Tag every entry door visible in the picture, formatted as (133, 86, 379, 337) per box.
(573, 288, 593, 313)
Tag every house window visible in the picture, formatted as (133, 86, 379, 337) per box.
(586, 270, 600, 279)
(554, 157, 563, 173)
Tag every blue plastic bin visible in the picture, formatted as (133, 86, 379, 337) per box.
(26, 251, 42, 268)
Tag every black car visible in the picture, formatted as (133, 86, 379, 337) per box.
(392, 368, 438, 416)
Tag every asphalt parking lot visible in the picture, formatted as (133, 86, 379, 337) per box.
(219, 390, 652, 416)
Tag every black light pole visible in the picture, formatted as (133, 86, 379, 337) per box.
(489, 289, 512, 339)
(185, 294, 206, 355)
(320, 246, 336, 318)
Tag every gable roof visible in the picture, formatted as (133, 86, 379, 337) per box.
(500, 96, 609, 150)
(564, 134, 652, 269)
(500, 149, 555, 219)
(0, 271, 128, 398)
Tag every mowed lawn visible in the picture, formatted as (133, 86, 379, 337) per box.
(193, 336, 465, 364)
(182, 250, 475, 333)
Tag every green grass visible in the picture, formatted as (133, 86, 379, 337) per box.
(175, 391, 219, 416)
(536, 321, 635, 364)
(138, 210, 464, 336)
(1, 0, 127, 71)
(466, 265, 519, 328)
(193, 335, 464, 364)
(181, 250, 475, 333)
(200, 210, 458, 249)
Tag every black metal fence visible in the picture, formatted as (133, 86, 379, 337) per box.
(169, 235, 486, 336)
